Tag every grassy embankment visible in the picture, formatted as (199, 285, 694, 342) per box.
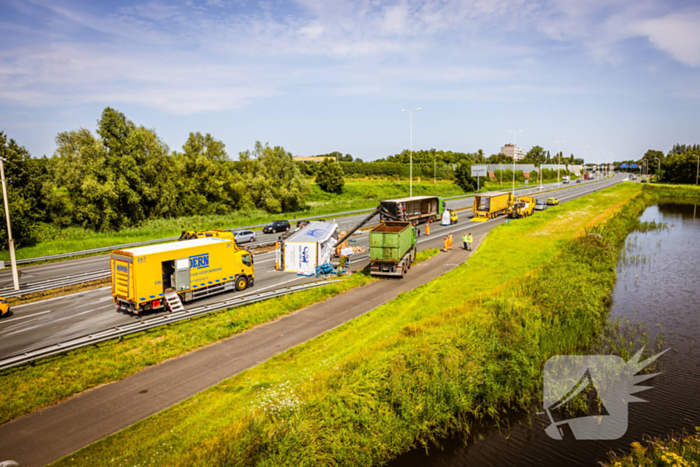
(1, 175, 571, 263)
(0, 248, 440, 425)
(605, 430, 700, 467)
(50, 183, 646, 466)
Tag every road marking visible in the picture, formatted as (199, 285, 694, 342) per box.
(12, 286, 111, 308)
(0, 309, 52, 323)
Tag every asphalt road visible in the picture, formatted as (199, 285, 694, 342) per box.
(0, 176, 601, 291)
(0, 174, 625, 360)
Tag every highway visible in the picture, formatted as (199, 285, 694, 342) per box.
(0, 176, 605, 292)
(0, 174, 625, 360)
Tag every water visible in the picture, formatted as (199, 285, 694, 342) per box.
(392, 203, 700, 467)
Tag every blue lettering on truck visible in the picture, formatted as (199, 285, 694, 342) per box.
(117, 264, 128, 273)
(190, 254, 209, 269)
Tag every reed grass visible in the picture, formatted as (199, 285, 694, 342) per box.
(604, 428, 700, 467)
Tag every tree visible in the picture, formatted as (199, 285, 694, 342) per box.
(526, 146, 547, 165)
(245, 142, 310, 213)
(0, 132, 41, 248)
(315, 157, 345, 193)
(487, 153, 513, 164)
(45, 107, 175, 231)
(642, 149, 665, 173)
(454, 162, 477, 192)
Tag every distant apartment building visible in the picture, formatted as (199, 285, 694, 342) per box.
(500, 144, 526, 161)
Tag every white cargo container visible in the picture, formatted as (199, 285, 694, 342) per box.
(276, 221, 338, 273)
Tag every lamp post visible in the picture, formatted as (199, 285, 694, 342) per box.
(508, 130, 522, 197)
(694, 154, 699, 186)
(433, 152, 436, 185)
(555, 140, 565, 187)
(401, 108, 421, 197)
(654, 157, 661, 178)
(0, 156, 19, 291)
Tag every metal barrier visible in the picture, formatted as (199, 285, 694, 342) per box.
(0, 279, 343, 371)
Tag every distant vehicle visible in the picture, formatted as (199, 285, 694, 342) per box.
(584, 173, 590, 180)
(576, 179, 582, 183)
(562, 176, 570, 184)
(233, 230, 256, 243)
(0, 297, 9, 317)
(546, 197, 559, 206)
(641, 179, 648, 183)
(535, 201, 547, 211)
(630, 175, 637, 180)
(295, 220, 310, 230)
(263, 220, 291, 234)
(450, 210, 459, 224)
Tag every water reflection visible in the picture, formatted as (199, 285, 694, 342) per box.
(391, 204, 700, 467)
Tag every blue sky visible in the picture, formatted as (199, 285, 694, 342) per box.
(1, 0, 699, 163)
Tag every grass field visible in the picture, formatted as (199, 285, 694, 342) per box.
(0, 248, 440, 425)
(1, 176, 571, 263)
(48, 183, 647, 466)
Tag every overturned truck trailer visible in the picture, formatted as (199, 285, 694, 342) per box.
(275, 221, 338, 274)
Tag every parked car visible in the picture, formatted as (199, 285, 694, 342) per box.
(263, 220, 291, 234)
(546, 197, 559, 206)
(233, 230, 257, 243)
(535, 201, 547, 211)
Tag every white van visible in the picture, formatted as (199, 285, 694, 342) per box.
(562, 176, 570, 184)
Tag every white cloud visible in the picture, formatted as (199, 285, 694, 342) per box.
(1, 0, 697, 116)
(631, 12, 700, 67)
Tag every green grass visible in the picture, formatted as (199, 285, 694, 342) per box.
(604, 429, 700, 467)
(0, 248, 442, 425)
(48, 183, 648, 466)
(0, 180, 464, 262)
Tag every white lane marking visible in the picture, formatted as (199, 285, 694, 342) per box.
(0, 309, 52, 323)
(12, 286, 111, 309)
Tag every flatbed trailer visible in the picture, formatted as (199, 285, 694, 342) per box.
(380, 196, 446, 225)
(471, 191, 514, 222)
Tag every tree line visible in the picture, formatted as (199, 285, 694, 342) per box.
(630, 145, 700, 184)
(0, 108, 308, 248)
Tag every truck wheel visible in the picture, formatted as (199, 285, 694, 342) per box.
(235, 276, 248, 291)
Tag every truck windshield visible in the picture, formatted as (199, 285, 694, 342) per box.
(242, 254, 252, 267)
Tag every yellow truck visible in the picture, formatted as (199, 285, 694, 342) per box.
(509, 196, 536, 219)
(0, 297, 9, 318)
(471, 191, 514, 222)
(110, 230, 254, 314)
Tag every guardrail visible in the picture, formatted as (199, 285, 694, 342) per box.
(0, 279, 343, 371)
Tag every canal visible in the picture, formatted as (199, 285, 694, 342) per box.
(392, 202, 700, 466)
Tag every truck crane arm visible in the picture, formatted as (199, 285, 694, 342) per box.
(335, 205, 398, 247)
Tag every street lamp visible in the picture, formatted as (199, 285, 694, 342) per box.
(694, 154, 699, 186)
(508, 130, 522, 197)
(401, 108, 421, 197)
(654, 157, 661, 178)
(0, 156, 19, 291)
(555, 140, 565, 187)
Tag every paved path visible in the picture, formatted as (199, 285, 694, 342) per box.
(0, 237, 483, 467)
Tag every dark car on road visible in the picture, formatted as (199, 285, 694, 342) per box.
(576, 179, 582, 183)
(263, 220, 291, 234)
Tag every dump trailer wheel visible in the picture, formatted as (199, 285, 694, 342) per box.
(235, 276, 249, 291)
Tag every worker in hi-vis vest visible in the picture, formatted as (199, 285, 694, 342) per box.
(467, 233, 473, 251)
(462, 233, 468, 250)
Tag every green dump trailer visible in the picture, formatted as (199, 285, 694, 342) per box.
(369, 221, 416, 278)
